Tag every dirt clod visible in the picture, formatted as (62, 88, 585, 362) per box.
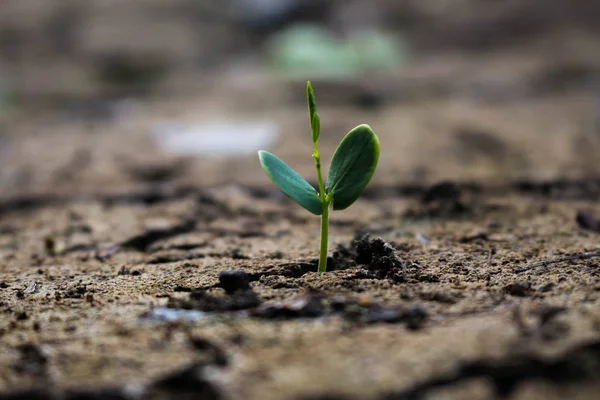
(503, 281, 533, 297)
(251, 292, 427, 328)
(12, 344, 48, 378)
(354, 235, 404, 277)
(576, 210, 600, 232)
(188, 337, 229, 367)
(253, 293, 325, 319)
(218, 269, 251, 295)
(169, 289, 261, 312)
(422, 181, 462, 204)
(150, 361, 225, 400)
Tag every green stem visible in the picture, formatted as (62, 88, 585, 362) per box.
(318, 202, 329, 272)
(313, 142, 330, 273)
(313, 147, 324, 195)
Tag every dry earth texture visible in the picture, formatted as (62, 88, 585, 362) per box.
(1, 8, 600, 399)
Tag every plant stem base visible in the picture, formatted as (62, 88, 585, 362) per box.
(318, 204, 329, 272)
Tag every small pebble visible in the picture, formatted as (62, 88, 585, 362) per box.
(218, 269, 251, 294)
(24, 281, 37, 294)
(576, 210, 600, 232)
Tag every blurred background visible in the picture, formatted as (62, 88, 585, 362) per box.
(0, 0, 600, 197)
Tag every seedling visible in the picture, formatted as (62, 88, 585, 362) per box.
(258, 82, 379, 272)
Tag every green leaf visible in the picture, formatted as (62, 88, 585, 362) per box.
(258, 150, 323, 215)
(325, 124, 380, 210)
(306, 81, 320, 143)
(311, 113, 320, 145)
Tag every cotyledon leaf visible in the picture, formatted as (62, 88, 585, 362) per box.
(258, 150, 323, 215)
(325, 124, 380, 210)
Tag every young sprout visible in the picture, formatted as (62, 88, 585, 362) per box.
(258, 81, 380, 272)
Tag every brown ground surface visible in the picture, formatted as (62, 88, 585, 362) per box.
(2, 37, 600, 400)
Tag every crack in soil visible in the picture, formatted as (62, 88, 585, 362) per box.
(3, 178, 600, 218)
(0, 185, 199, 217)
(120, 219, 197, 252)
(382, 339, 600, 400)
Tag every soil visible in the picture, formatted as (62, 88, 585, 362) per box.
(2, 6, 600, 398)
